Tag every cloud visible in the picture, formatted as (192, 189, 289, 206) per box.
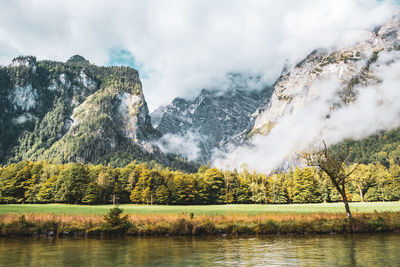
(154, 131, 202, 161)
(214, 50, 400, 173)
(0, 0, 396, 110)
(323, 50, 400, 142)
(214, 78, 342, 172)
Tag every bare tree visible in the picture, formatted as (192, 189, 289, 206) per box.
(300, 141, 358, 219)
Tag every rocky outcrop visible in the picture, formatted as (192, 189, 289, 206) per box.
(151, 83, 270, 162)
(250, 13, 400, 138)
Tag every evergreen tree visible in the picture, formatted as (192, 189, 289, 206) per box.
(292, 167, 321, 203)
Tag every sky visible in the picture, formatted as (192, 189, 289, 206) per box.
(0, 0, 397, 110)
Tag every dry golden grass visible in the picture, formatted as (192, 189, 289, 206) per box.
(1, 211, 398, 237)
(0, 212, 364, 225)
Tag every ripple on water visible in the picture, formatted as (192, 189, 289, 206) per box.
(0, 233, 399, 266)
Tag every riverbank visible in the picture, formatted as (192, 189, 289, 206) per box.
(1, 211, 399, 237)
(1, 202, 400, 215)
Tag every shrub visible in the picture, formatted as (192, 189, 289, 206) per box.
(102, 207, 131, 233)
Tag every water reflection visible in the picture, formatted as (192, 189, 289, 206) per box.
(0, 234, 399, 266)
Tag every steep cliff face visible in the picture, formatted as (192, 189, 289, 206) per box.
(151, 85, 270, 163)
(0, 55, 162, 166)
(250, 13, 400, 138)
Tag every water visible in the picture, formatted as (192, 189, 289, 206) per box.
(0, 234, 399, 266)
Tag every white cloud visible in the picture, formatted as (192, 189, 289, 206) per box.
(214, 78, 342, 172)
(215, 50, 400, 173)
(0, 0, 395, 110)
(154, 131, 202, 161)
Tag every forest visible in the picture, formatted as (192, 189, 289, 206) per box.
(0, 147, 399, 205)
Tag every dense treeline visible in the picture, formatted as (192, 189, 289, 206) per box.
(333, 128, 400, 166)
(0, 152, 399, 204)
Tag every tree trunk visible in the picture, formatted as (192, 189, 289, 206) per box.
(342, 194, 352, 219)
(357, 185, 364, 202)
(112, 194, 116, 206)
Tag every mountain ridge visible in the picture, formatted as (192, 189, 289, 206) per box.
(151, 80, 271, 163)
(0, 55, 199, 170)
(152, 13, 400, 171)
(1, 13, 400, 172)
(251, 13, 400, 137)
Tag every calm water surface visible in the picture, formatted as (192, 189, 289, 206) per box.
(0, 233, 399, 266)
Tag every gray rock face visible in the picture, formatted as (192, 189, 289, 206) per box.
(251, 13, 400, 138)
(151, 86, 271, 163)
(232, 12, 400, 171)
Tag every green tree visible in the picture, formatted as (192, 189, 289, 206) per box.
(203, 168, 225, 204)
(348, 163, 372, 202)
(155, 185, 169, 204)
(82, 182, 99, 204)
(0, 161, 32, 203)
(269, 173, 289, 204)
(55, 163, 90, 204)
(171, 173, 198, 204)
(370, 163, 391, 201)
(37, 176, 58, 203)
(96, 169, 115, 204)
(130, 169, 163, 204)
(292, 167, 321, 203)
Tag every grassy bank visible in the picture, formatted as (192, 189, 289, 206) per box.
(1, 203, 400, 237)
(1, 211, 400, 237)
(1, 202, 400, 215)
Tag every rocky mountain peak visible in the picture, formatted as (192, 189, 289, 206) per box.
(250, 14, 400, 139)
(0, 56, 165, 167)
(151, 86, 270, 163)
(66, 55, 90, 65)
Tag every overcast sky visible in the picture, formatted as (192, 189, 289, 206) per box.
(0, 0, 396, 110)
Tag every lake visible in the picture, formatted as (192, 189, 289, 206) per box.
(0, 233, 399, 266)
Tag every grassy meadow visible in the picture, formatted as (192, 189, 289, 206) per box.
(1, 202, 400, 237)
(0, 202, 399, 216)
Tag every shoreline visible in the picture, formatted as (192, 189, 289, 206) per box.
(1, 212, 399, 238)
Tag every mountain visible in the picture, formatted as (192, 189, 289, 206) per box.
(151, 13, 400, 170)
(231, 13, 400, 170)
(150, 75, 271, 163)
(250, 14, 400, 138)
(0, 55, 198, 169)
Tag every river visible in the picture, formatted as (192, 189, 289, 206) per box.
(0, 233, 399, 266)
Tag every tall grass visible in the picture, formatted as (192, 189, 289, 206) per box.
(1, 212, 400, 237)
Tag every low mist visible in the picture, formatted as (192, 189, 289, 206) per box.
(215, 50, 400, 173)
